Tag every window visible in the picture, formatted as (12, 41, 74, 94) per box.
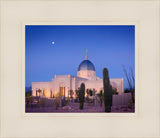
(43, 90, 46, 96)
(60, 87, 65, 97)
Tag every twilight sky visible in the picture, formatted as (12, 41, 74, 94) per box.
(25, 25, 135, 89)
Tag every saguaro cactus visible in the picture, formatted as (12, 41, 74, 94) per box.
(79, 83, 85, 109)
(103, 68, 113, 112)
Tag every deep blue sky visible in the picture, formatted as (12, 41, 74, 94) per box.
(25, 25, 135, 89)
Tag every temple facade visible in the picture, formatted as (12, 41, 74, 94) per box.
(32, 51, 124, 98)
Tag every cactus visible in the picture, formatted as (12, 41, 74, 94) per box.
(79, 83, 85, 109)
(103, 68, 113, 112)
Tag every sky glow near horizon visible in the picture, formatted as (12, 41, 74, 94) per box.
(25, 25, 135, 89)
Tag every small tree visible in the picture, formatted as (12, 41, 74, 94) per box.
(86, 89, 90, 98)
(68, 89, 74, 99)
(112, 88, 118, 95)
(92, 89, 96, 96)
(86, 89, 90, 104)
(75, 87, 81, 101)
(103, 68, 113, 112)
(97, 90, 104, 106)
(92, 88, 97, 105)
(123, 65, 135, 103)
(55, 93, 60, 110)
(37, 89, 41, 96)
(89, 89, 93, 96)
(25, 90, 32, 97)
(25, 90, 33, 106)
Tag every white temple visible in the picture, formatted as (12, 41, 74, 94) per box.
(32, 51, 124, 98)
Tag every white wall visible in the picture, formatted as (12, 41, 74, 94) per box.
(32, 75, 124, 98)
(32, 82, 52, 97)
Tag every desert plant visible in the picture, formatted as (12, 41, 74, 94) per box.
(92, 89, 97, 105)
(79, 83, 85, 109)
(103, 68, 113, 112)
(97, 90, 104, 106)
(92, 89, 96, 96)
(124, 89, 130, 93)
(89, 89, 93, 96)
(55, 93, 60, 110)
(86, 89, 90, 97)
(37, 89, 41, 96)
(25, 96, 33, 106)
(112, 88, 118, 95)
(39, 98, 46, 107)
(75, 88, 81, 100)
(68, 89, 74, 99)
(25, 90, 32, 97)
(128, 99, 134, 109)
(86, 89, 91, 104)
(122, 65, 135, 103)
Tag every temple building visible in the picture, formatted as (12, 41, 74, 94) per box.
(32, 51, 124, 98)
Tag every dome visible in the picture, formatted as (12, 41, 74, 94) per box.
(78, 60, 95, 71)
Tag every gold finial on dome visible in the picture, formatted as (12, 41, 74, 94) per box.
(85, 49, 88, 60)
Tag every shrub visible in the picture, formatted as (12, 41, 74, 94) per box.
(54, 93, 60, 110)
(39, 98, 46, 107)
(97, 90, 104, 106)
(112, 88, 118, 95)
